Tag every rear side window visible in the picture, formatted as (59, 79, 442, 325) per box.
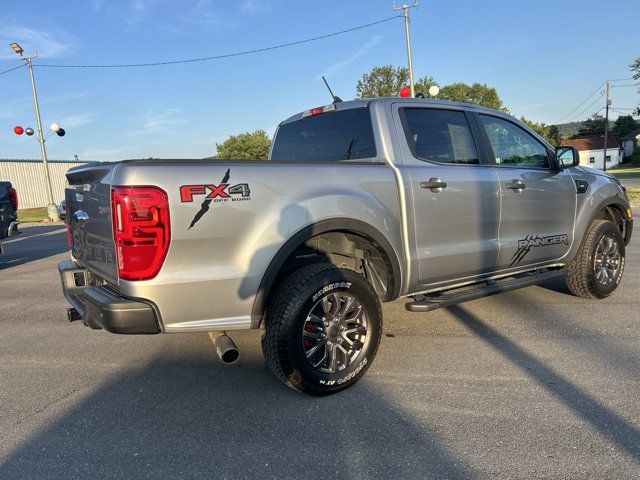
(479, 115, 549, 168)
(401, 108, 479, 165)
(271, 108, 376, 161)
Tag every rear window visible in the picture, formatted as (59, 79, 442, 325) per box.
(271, 108, 376, 161)
(401, 108, 479, 165)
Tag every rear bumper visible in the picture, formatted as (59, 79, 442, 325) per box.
(0, 221, 19, 254)
(58, 260, 160, 334)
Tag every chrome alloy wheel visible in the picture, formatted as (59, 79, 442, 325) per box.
(593, 234, 622, 287)
(301, 292, 368, 374)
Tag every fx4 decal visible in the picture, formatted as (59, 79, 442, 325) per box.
(181, 169, 251, 229)
(509, 234, 569, 267)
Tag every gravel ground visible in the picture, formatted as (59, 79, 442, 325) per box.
(0, 223, 639, 479)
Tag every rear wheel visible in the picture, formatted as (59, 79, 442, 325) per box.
(262, 263, 382, 395)
(566, 220, 625, 299)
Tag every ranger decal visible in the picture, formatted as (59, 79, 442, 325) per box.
(509, 234, 569, 267)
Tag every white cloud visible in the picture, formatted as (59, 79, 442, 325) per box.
(0, 23, 77, 60)
(177, 0, 234, 30)
(132, 0, 157, 12)
(129, 108, 186, 136)
(41, 91, 90, 107)
(57, 113, 93, 128)
(319, 36, 384, 79)
(241, 0, 274, 15)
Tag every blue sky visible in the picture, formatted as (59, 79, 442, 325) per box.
(1, 0, 638, 160)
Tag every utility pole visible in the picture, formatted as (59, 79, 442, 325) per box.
(603, 80, 610, 173)
(393, 1, 419, 98)
(10, 42, 59, 221)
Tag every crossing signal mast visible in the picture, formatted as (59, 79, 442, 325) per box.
(393, 1, 419, 98)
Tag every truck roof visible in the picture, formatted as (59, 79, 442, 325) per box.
(279, 97, 509, 126)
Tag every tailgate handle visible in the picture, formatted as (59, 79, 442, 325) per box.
(73, 210, 89, 227)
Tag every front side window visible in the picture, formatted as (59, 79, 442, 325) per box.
(402, 108, 479, 165)
(271, 108, 376, 161)
(480, 115, 549, 168)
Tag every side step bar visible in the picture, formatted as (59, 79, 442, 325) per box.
(405, 269, 566, 312)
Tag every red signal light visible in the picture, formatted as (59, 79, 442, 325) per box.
(111, 186, 171, 281)
(399, 86, 411, 98)
(8, 187, 18, 211)
(14, 125, 24, 135)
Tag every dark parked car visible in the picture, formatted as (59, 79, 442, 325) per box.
(0, 181, 19, 253)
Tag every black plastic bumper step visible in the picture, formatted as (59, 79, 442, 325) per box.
(405, 269, 566, 312)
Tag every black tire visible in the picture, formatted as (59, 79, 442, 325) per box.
(262, 263, 382, 396)
(566, 220, 625, 299)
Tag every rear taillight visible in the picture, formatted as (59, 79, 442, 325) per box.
(66, 225, 72, 249)
(110, 186, 170, 281)
(8, 187, 18, 211)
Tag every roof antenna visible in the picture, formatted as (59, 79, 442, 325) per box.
(322, 76, 343, 103)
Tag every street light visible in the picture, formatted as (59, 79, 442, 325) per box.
(9, 41, 59, 221)
(9, 42, 24, 56)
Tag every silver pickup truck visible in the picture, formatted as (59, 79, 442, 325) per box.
(59, 97, 633, 395)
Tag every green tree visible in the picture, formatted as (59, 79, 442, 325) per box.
(414, 75, 439, 97)
(519, 116, 551, 142)
(575, 114, 606, 137)
(356, 65, 409, 98)
(438, 82, 506, 110)
(631, 57, 640, 115)
(215, 129, 271, 160)
(611, 115, 638, 139)
(548, 125, 561, 146)
(355, 65, 506, 110)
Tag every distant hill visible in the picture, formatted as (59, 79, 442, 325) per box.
(555, 120, 615, 138)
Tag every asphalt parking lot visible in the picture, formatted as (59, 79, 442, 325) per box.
(1, 222, 639, 479)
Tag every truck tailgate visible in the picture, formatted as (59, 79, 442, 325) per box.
(65, 163, 118, 284)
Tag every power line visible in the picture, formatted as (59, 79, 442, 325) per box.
(611, 83, 639, 88)
(562, 92, 605, 124)
(554, 81, 605, 124)
(610, 77, 635, 82)
(611, 108, 638, 115)
(0, 63, 26, 76)
(36, 16, 402, 69)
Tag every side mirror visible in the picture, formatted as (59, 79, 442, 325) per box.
(556, 146, 579, 168)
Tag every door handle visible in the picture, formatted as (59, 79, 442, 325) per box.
(506, 180, 526, 192)
(421, 178, 447, 192)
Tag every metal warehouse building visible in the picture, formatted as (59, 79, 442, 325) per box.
(0, 159, 87, 209)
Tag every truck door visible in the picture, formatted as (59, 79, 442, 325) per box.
(476, 114, 576, 269)
(394, 105, 501, 287)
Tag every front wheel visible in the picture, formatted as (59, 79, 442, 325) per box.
(566, 219, 625, 299)
(262, 263, 382, 395)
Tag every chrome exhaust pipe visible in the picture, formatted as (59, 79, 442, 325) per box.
(208, 331, 239, 364)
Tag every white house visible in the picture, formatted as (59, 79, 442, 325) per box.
(561, 133, 623, 170)
(621, 127, 640, 160)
